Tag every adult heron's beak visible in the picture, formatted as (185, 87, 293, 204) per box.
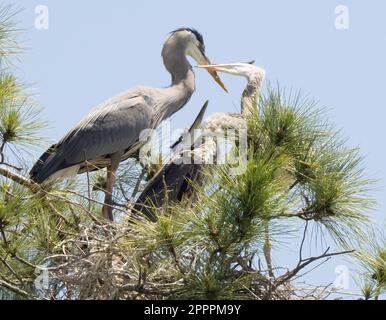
(204, 62, 229, 93)
(198, 54, 228, 93)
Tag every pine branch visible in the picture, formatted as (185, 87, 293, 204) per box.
(0, 165, 36, 189)
(0, 278, 32, 299)
(275, 248, 354, 287)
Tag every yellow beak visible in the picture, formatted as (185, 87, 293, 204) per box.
(206, 66, 229, 93)
(200, 57, 228, 93)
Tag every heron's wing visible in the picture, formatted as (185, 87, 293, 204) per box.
(30, 94, 153, 183)
(170, 100, 209, 150)
(61, 95, 153, 162)
(133, 161, 203, 221)
(187, 100, 209, 134)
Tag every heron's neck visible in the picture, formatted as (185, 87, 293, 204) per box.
(162, 42, 195, 86)
(153, 47, 195, 123)
(241, 78, 262, 117)
(154, 71, 195, 124)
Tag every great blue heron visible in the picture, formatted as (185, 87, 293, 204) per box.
(134, 62, 266, 221)
(199, 62, 265, 116)
(29, 28, 227, 221)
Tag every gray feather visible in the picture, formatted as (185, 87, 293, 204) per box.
(30, 90, 153, 183)
(133, 161, 203, 222)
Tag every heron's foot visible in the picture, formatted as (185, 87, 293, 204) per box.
(102, 204, 114, 221)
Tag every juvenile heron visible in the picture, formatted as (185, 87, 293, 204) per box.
(198, 62, 265, 116)
(134, 62, 266, 221)
(30, 28, 227, 221)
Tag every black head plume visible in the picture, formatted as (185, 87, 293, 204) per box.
(171, 27, 205, 47)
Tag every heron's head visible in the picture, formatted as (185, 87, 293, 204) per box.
(165, 28, 228, 92)
(198, 62, 266, 83)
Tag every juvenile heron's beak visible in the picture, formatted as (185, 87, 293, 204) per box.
(198, 62, 265, 82)
(197, 63, 239, 75)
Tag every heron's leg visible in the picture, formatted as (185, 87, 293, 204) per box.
(102, 152, 122, 221)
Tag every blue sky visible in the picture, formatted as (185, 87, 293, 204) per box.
(12, 0, 386, 297)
